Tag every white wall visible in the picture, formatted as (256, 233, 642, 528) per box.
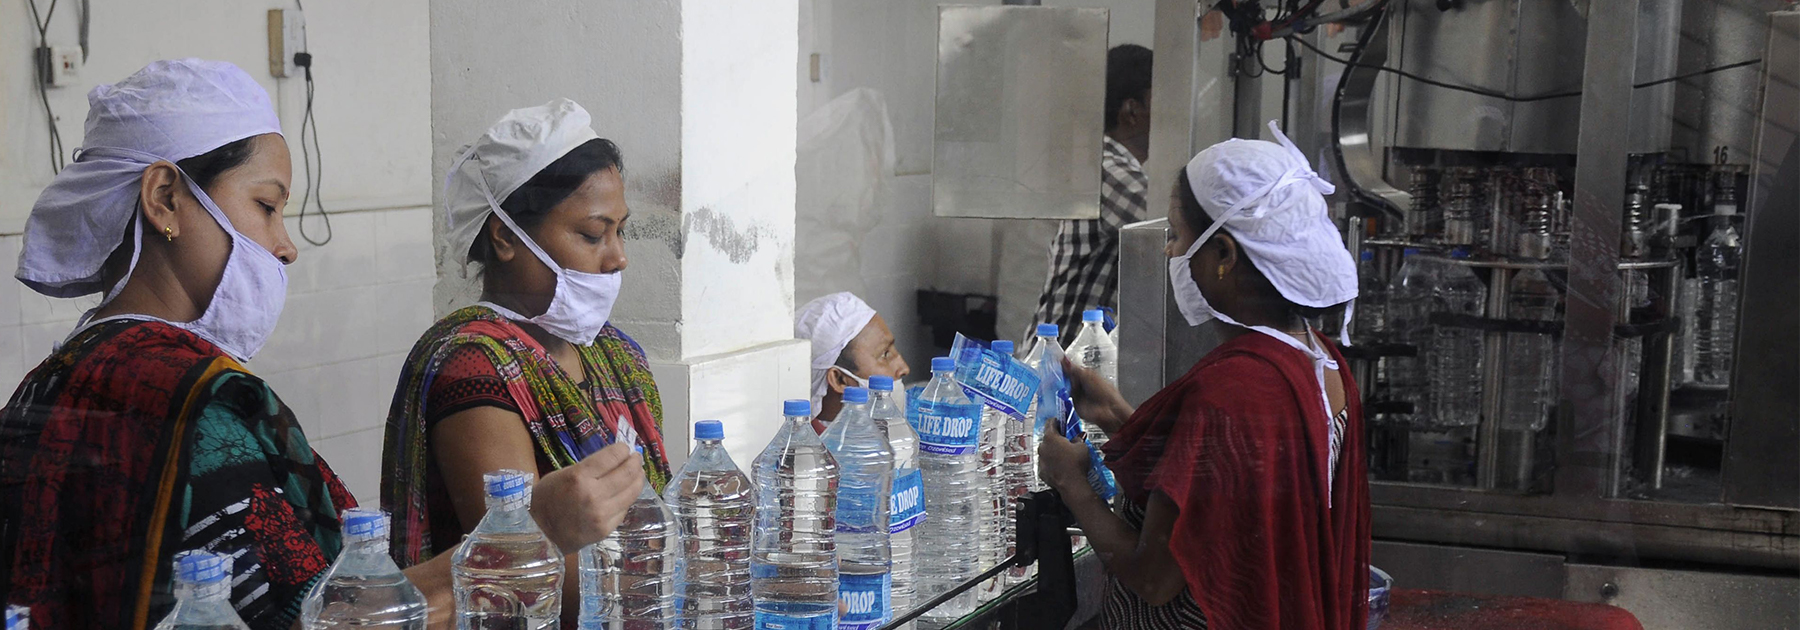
(0, 0, 433, 503)
(795, 0, 1157, 357)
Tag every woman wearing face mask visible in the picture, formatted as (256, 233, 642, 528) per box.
(380, 100, 671, 580)
(1037, 122, 1371, 630)
(0, 62, 646, 630)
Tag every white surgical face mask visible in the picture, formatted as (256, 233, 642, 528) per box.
(478, 205, 621, 346)
(1168, 231, 1215, 327)
(77, 169, 289, 363)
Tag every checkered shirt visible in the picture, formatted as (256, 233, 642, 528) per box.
(1034, 136, 1150, 343)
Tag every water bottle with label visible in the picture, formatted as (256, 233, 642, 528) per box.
(154, 551, 249, 629)
(1064, 310, 1117, 447)
(752, 401, 841, 630)
(581, 481, 680, 629)
(453, 470, 562, 629)
(821, 387, 894, 630)
(982, 340, 1021, 596)
(300, 508, 429, 628)
(868, 376, 923, 626)
(910, 357, 984, 621)
(666, 420, 755, 629)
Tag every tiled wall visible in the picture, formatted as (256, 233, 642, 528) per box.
(0, 206, 436, 503)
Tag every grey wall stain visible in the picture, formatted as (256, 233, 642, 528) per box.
(623, 209, 685, 258)
(623, 166, 686, 258)
(685, 206, 770, 264)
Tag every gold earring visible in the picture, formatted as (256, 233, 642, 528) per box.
(1217, 264, 1227, 280)
(164, 226, 174, 242)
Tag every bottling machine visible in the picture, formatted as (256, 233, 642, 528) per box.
(1120, 0, 1799, 623)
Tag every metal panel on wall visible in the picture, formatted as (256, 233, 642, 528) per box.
(932, 6, 1108, 220)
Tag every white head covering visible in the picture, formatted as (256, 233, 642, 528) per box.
(795, 292, 878, 400)
(16, 59, 282, 297)
(443, 98, 600, 273)
(1185, 120, 1357, 311)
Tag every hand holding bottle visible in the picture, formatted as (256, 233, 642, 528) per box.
(1061, 357, 1134, 437)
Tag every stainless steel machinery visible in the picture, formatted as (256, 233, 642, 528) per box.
(1127, 0, 1798, 622)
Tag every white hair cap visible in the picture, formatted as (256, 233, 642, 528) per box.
(795, 292, 878, 400)
(443, 98, 601, 273)
(16, 59, 282, 298)
(1185, 120, 1358, 309)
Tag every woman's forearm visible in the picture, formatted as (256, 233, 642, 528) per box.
(1060, 487, 1187, 606)
(402, 548, 460, 629)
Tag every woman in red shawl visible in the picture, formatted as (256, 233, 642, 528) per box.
(1039, 123, 1371, 630)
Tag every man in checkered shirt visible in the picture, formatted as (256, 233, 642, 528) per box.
(1035, 44, 1154, 345)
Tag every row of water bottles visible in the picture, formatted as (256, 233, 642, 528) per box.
(1360, 248, 1563, 431)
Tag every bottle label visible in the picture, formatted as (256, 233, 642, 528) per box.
(755, 611, 836, 630)
(948, 334, 1041, 419)
(838, 572, 892, 630)
(836, 480, 885, 534)
(889, 467, 926, 532)
(907, 398, 983, 455)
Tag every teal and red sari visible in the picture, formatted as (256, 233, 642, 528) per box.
(381, 305, 671, 566)
(0, 320, 354, 629)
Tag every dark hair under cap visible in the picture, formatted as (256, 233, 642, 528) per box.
(467, 137, 624, 265)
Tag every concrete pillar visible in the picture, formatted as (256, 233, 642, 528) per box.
(431, 0, 808, 468)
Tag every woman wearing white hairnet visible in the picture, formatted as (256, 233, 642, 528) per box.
(1039, 122, 1371, 630)
(0, 61, 638, 629)
(379, 101, 671, 616)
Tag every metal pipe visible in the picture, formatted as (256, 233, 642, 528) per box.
(1477, 266, 1510, 488)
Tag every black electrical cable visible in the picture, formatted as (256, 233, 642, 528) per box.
(291, 0, 333, 246)
(28, 0, 67, 174)
(1292, 33, 1761, 103)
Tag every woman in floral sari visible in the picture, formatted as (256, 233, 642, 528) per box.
(381, 99, 672, 585)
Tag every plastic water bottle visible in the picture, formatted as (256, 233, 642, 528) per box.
(973, 374, 1006, 600)
(992, 340, 1030, 588)
(1385, 249, 1435, 420)
(5, 605, 25, 630)
(1694, 209, 1740, 386)
(300, 508, 428, 628)
(911, 358, 983, 621)
(752, 401, 841, 629)
(154, 551, 248, 629)
(1064, 310, 1116, 447)
(821, 387, 894, 630)
(665, 420, 754, 629)
(1354, 250, 1387, 343)
(1427, 250, 1486, 428)
(453, 470, 562, 629)
(1020, 325, 1063, 493)
(1500, 268, 1561, 432)
(581, 482, 680, 629)
(868, 377, 922, 626)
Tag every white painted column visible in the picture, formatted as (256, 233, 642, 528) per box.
(431, 0, 809, 469)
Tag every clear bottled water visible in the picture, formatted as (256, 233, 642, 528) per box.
(820, 387, 894, 630)
(665, 420, 754, 630)
(975, 390, 1006, 601)
(751, 401, 841, 629)
(5, 605, 24, 630)
(910, 358, 983, 621)
(582, 481, 680, 629)
(868, 376, 923, 625)
(1385, 249, 1435, 420)
(301, 508, 428, 628)
(1064, 310, 1116, 447)
(991, 340, 1030, 588)
(154, 551, 248, 630)
(1427, 250, 1486, 428)
(1694, 212, 1740, 386)
(1354, 250, 1387, 343)
(1500, 268, 1561, 432)
(453, 470, 563, 629)
(1019, 325, 1063, 493)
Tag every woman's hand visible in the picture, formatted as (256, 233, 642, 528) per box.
(1063, 357, 1134, 436)
(530, 442, 646, 554)
(1038, 418, 1094, 498)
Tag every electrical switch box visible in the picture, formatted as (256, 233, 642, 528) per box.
(35, 46, 81, 87)
(268, 9, 305, 78)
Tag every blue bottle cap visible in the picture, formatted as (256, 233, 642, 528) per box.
(173, 551, 230, 585)
(1037, 323, 1059, 337)
(1450, 247, 1471, 259)
(869, 375, 895, 391)
(931, 357, 955, 372)
(483, 469, 531, 499)
(784, 399, 813, 416)
(992, 340, 1014, 353)
(1082, 309, 1104, 323)
(341, 508, 389, 543)
(1403, 247, 1420, 256)
(695, 419, 724, 440)
(843, 386, 870, 404)
(1361, 250, 1375, 261)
